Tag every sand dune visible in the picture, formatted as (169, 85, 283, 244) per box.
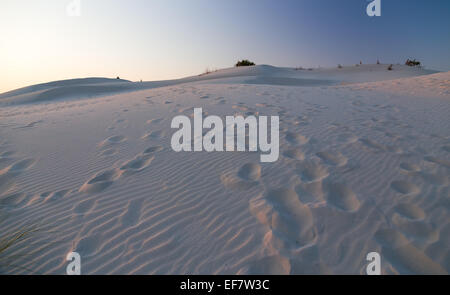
(0, 65, 448, 274)
(0, 64, 438, 105)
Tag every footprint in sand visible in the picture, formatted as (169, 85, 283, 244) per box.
(390, 180, 420, 195)
(0, 158, 36, 195)
(359, 138, 386, 152)
(120, 198, 144, 227)
(119, 154, 154, 176)
(44, 189, 71, 202)
(289, 246, 331, 274)
(324, 182, 360, 212)
(295, 161, 328, 182)
(249, 189, 316, 248)
(100, 148, 118, 157)
(220, 173, 258, 191)
(143, 146, 163, 154)
(146, 118, 164, 125)
(215, 99, 226, 105)
(423, 156, 450, 168)
(385, 145, 404, 155)
(394, 203, 425, 220)
(394, 221, 439, 245)
(141, 130, 166, 140)
(0, 191, 28, 207)
(232, 104, 249, 112)
(293, 120, 309, 127)
(74, 199, 96, 214)
(336, 133, 358, 144)
(283, 148, 305, 160)
(98, 135, 126, 149)
(1, 158, 36, 174)
(316, 151, 348, 167)
(74, 234, 102, 257)
(220, 164, 261, 191)
(399, 163, 420, 172)
(418, 171, 448, 186)
(79, 169, 121, 194)
(237, 163, 261, 182)
(285, 132, 309, 146)
(295, 181, 325, 204)
(374, 228, 446, 274)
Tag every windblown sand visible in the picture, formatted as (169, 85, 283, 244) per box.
(0, 65, 449, 274)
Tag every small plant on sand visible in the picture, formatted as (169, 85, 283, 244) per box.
(0, 211, 54, 274)
(387, 64, 393, 71)
(201, 67, 212, 76)
(337, 64, 343, 69)
(405, 59, 421, 67)
(198, 67, 218, 76)
(235, 59, 255, 67)
(377, 59, 380, 65)
(0, 217, 40, 274)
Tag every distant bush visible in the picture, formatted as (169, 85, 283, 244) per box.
(377, 59, 380, 65)
(235, 60, 255, 67)
(405, 59, 421, 67)
(387, 64, 393, 71)
(337, 64, 343, 69)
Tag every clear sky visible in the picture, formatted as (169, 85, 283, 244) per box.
(1, 0, 449, 93)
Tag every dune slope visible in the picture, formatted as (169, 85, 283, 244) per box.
(0, 65, 448, 274)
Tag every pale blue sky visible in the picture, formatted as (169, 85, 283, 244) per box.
(1, 0, 449, 93)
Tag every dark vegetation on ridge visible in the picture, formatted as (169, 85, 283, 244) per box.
(235, 59, 255, 67)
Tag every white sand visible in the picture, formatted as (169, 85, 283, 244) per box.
(0, 64, 448, 274)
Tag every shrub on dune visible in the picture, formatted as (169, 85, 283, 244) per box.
(235, 59, 255, 67)
(405, 59, 421, 67)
